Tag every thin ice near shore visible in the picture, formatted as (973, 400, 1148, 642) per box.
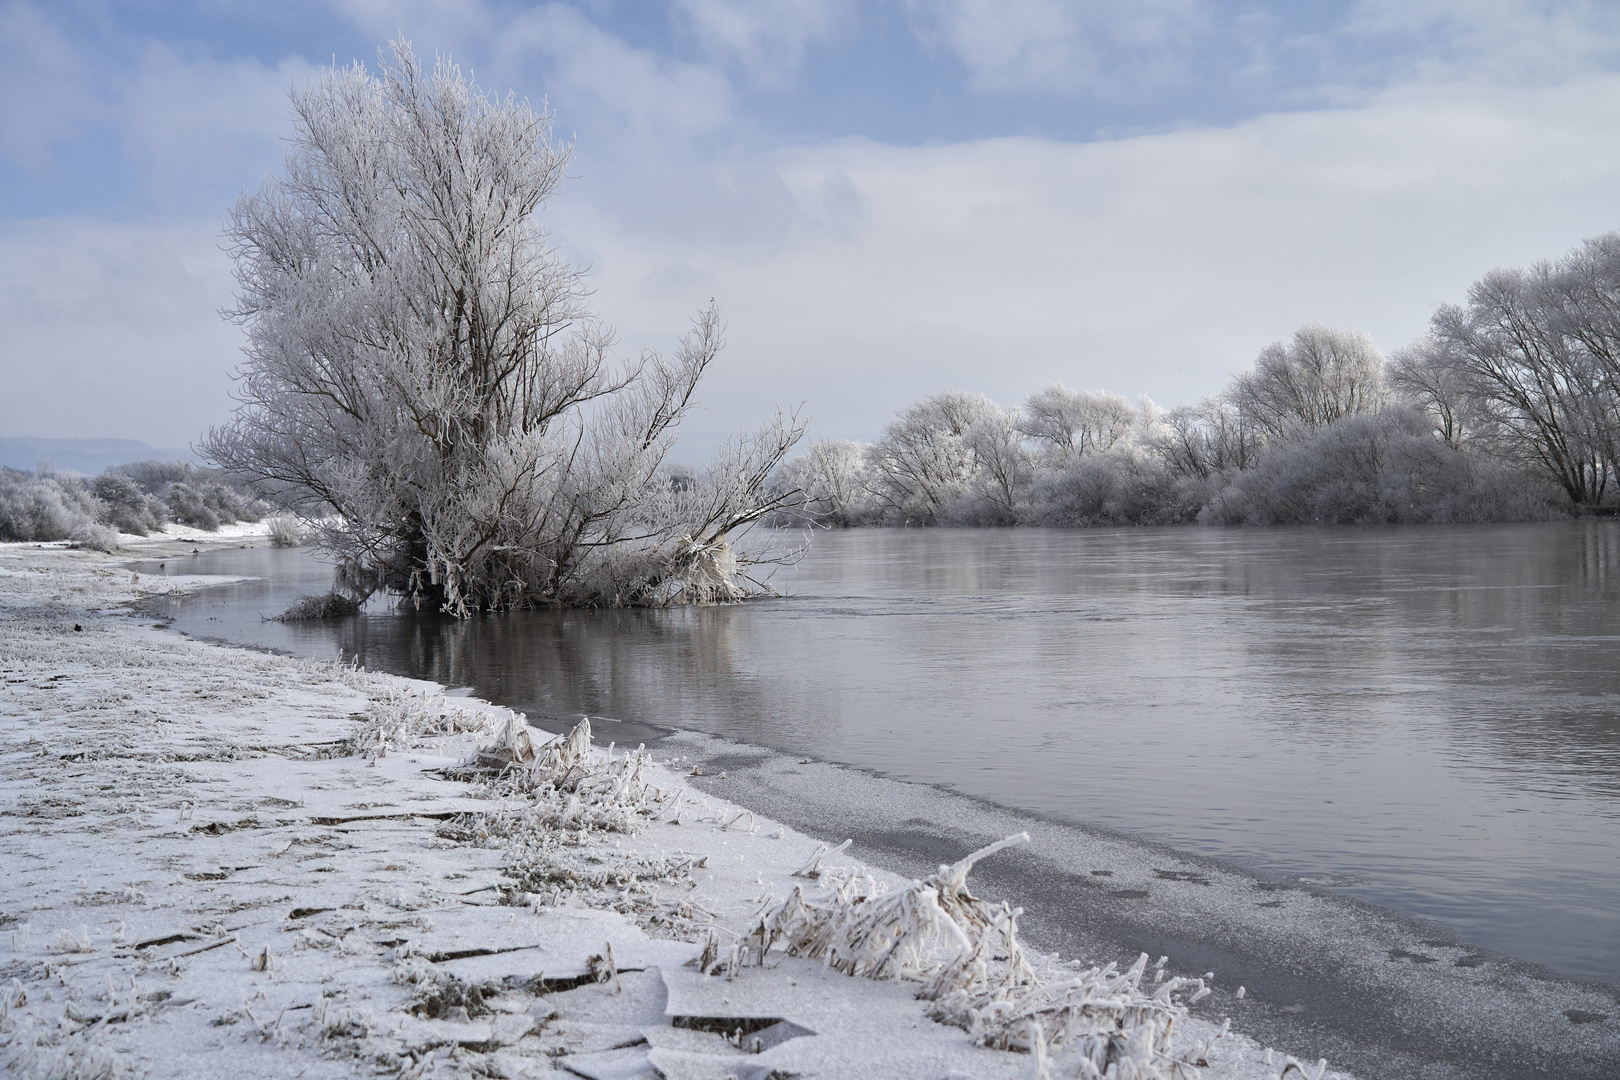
(0, 535, 1342, 1079)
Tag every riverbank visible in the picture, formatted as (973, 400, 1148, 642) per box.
(1, 531, 1324, 1079)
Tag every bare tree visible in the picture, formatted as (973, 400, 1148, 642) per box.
(204, 42, 800, 614)
(1232, 324, 1386, 440)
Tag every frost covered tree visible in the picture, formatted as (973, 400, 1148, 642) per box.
(1233, 324, 1386, 440)
(1425, 265, 1615, 506)
(1386, 336, 1477, 449)
(1149, 395, 1262, 481)
(204, 43, 801, 614)
(1020, 383, 1136, 461)
(773, 440, 875, 526)
(867, 392, 1010, 523)
(961, 407, 1033, 522)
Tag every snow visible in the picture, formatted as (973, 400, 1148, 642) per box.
(0, 536, 1349, 1079)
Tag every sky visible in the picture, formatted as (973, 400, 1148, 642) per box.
(4, 1, 1620, 460)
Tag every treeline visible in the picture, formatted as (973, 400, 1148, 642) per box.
(779, 232, 1620, 527)
(0, 461, 269, 548)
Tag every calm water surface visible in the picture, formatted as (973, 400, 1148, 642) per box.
(139, 523, 1620, 985)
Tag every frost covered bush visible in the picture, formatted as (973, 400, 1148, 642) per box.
(108, 460, 190, 489)
(164, 483, 219, 531)
(0, 468, 100, 541)
(0, 460, 268, 541)
(276, 592, 360, 621)
(68, 522, 120, 553)
(339, 687, 494, 757)
(266, 515, 306, 547)
(479, 716, 670, 836)
(1030, 454, 1196, 526)
(1201, 408, 1563, 524)
(89, 474, 163, 535)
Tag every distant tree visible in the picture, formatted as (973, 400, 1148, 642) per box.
(1232, 324, 1386, 440)
(203, 42, 800, 614)
(1385, 337, 1475, 449)
(1020, 383, 1136, 461)
(774, 440, 874, 526)
(1201, 407, 1560, 525)
(866, 391, 1006, 523)
(1545, 233, 1620, 393)
(1150, 395, 1262, 480)
(961, 407, 1033, 522)
(1426, 265, 1615, 506)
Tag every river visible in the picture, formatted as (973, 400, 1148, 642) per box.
(135, 521, 1620, 987)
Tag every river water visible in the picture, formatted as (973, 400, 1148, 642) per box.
(137, 522, 1620, 985)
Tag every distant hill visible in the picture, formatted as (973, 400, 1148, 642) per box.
(0, 437, 200, 475)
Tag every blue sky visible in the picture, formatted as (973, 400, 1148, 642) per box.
(4, 1, 1620, 458)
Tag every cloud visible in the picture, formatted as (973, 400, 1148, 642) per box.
(0, 1, 102, 168)
(121, 44, 321, 208)
(495, 4, 733, 143)
(672, 0, 854, 86)
(561, 73, 1620, 454)
(1340, 0, 1620, 83)
(906, 0, 1208, 97)
(0, 218, 242, 445)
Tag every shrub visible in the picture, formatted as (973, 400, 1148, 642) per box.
(90, 474, 164, 535)
(165, 483, 220, 531)
(68, 522, 120, 552)
(0, 469, 99, 541)
(266, 515, 307, 547)
(275, 592, 360, 620)
(110, 459, 192, 489)
(1202, 407, 1565, 524)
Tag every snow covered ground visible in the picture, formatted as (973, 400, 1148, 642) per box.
(2, 529, 1364, 1078)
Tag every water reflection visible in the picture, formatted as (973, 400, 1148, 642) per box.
(139, 521, 1620, 983)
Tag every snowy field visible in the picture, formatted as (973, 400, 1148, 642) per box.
(0, 528, 1409, 1079)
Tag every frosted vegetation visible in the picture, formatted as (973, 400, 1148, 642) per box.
(780, 236, 1620, 527)
(0, 460, 267, 546)
(201, 42, 801, 616)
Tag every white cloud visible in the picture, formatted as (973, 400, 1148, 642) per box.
(1322, 1, 1620, 93)
(0, 1, 102, 168)
(0, 218, 242, 445)
(672, 0, 853, 85)
(907, 0, 1208, 97)
(495, 4, 733, 142)
(559, 74, 1620, 455)
(121, 45, 322, 203)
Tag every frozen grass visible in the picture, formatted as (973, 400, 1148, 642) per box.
(750, 834, 1216, 1078)
(335, 685, 495, 757)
